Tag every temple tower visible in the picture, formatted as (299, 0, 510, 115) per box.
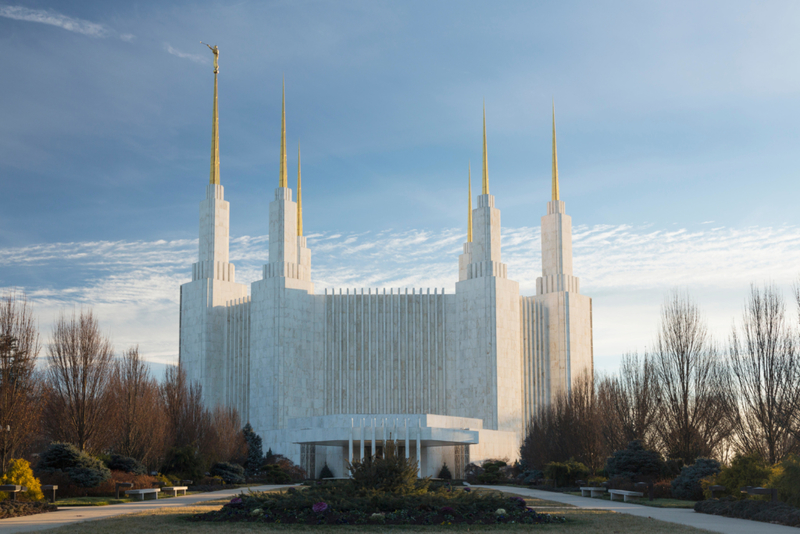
(180, 46, 248, 408)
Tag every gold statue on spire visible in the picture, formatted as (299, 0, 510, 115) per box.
(552, 101, 560, 201)
(468, 162, 473, 242)
(279, 79, 288, 188)
(202, 42, 220, 185)
(297, 143, 303, 237)
(482, 103, 489, 195)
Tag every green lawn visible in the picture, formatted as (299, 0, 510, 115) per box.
(55, 492, 204, 507)
(566, 492, 696, 509)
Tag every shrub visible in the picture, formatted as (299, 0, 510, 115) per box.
(587, 475, 608, 487)
(438, 463, 452, 480)
(36, 442, 111, 488)
(261, 464, 290, 484)
(106, 454, 146, 475)
(605, 440, 665, 480)
(672, 458, 720, 501)
(1, 459, 43, 501)
(770, 455, 800, 508)
(695, 497, 800, 528)
(162, 446, 203, 481)
(702, 454, 772, 500)
(522, 469, 543, 485)
(544, 458, 590, 487)
(319, 463, 334, 479)
(210, 462, 245, 484)
(348, 441, 421, 493)
(477, 460, 507, 484)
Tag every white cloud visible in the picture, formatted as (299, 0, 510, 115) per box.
(0, 5, 134, 41)
(165, 43, 209, 64)
(3, 222, 800, 373)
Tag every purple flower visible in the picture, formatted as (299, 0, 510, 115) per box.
(229, 497, 242, 504)
(440, 506, 456, 515)
(312, 501, 328, 513)
(463, 487, 471, 492)
(511, 496, 526, 508)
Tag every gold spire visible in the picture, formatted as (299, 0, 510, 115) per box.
(467, 162, 473, 242)
(297, 143, 303, 237)
(279, 78, 288, 188)
(205, 43, 220, 185)
(482, 103, 489, 195)
(551, 101, 560, 201)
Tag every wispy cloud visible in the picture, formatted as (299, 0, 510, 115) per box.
(0, 5, 133, 40)
(165, 43, 209, 64)
(3, 223, 800, 370)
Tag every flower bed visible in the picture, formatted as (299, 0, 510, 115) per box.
(0, 501, 57, 519)
(695, 498, 800, 528)
(189, 482, 565, 526)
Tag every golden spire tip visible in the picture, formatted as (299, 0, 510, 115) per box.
(482, 104, 489, 195)
(297, 142, 303, 237)
(551, 100, 560, 202)
(279, 79, 287, 188)
(468, 162, 473, 243)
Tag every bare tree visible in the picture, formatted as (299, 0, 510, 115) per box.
(600, 352, 660, 451)
(107, 346, 166, 466)
(728, 284, 800, 464)
(651, 291, 732, 463)
(44, 309, 114, 452)
(205, 406, 247, 465)
(161, 365, 211, 451)
(0, 290, 42, 471)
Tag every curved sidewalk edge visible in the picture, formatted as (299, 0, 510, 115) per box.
(0, 484, 292, 534)
(478, 485, 799, 534)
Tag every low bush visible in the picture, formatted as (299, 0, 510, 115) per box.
(210, 462, 245, 484)
(695, 497, 800, 528)
(0, 501, 56, 519)
(476, 460, 508, 485)
(770, 455, 800, 508)
(1, 458, 43, 501)
(36, 443, 111, 488)
(543, 458, 590, 487)
(37, 470, 158, 499)
(521, 469, 544, 485)
(672, 458, 720, 501)
(348, 441, 419, 493)
(106, 454, 146, 475)
(261, 464, 290, 484)
(437, 463, 452, 480)
(702, 454, 772, 500)
(605, 440, 665, 480)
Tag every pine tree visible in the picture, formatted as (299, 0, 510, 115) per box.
(242, 423, 263, 475)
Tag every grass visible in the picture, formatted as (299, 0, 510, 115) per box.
(54, 491, 211, 507)
(43, 497, 712, 534)
(566, 492, 696, 509)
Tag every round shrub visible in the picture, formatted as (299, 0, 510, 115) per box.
(477, 460, 508, 484)
(672, 458, 720, 501)
(704, 454, 772, 499)
(210, 462, 245, 484)
(522, 469, 543, 485)
(106, 454, 146, 475)
(770, 455, 800, 508)
(348, 440, 419, 493)
(605, 440, 665, 480)
(1, 458, 43, 500)
(36, 442, 111, 488)
(162, 446, 203, 481)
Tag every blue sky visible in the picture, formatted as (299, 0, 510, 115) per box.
(2, 1, 800, 376)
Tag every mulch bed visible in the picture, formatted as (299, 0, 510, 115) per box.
(0, 501, 58, 519)
(695, 498, 800, 528)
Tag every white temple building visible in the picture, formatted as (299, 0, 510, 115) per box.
(179, 65, 593, 479)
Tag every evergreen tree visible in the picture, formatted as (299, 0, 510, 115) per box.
(242, 423, 263, 475)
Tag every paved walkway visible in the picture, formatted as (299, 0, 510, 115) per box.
(480, 485, 800, 534)
(0, 484, 288, 533)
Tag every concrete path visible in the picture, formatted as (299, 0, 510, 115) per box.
(480, 485, 799, 534)
(0, 484, 289, 533)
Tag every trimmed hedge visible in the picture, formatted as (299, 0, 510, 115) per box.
(695, 498, 800, 528)
(106, 454, 146, 475)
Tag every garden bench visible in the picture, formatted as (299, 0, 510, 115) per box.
(125, 488, 160, 501)
(41, 484, 57, 503)
(162, 486, 188, 497)
(579, 486, 607, 498)
(634, 481, 655, 501)
(608, 489, 643, 502)
(709, 484, 726, 499)
(115, 482, 133, 499)
(740, 486, 777, 502)
(0, 485, 26, 501)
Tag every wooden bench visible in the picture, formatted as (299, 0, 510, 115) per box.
(125, 488, 160, 501)
(580, 487, 607, 498)
(608, 489, 643, 502)
(0, 485, 27, 501)
(162, 486, 188, 497)
(41, 485, 58, 503)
